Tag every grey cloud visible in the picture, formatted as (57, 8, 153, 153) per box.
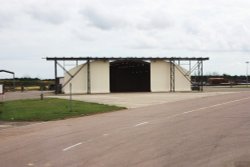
(0, 11, 16, 29)
(183, 21, 201, 35)
(129, 43, 158, 50)
(136, 13, 174, 31)
(71, 29, 95, 41)
(79, 5, 174, 32)
(26, 8, 67, 25)
(127, 32, 160, 50)
(150, 16, 173, 29)
(0, 16, 10, 29)
(80, 7, 115, 30)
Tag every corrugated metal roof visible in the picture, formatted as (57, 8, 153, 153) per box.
(46, 57, 209, 61)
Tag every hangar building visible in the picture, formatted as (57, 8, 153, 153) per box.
(46, 57, 209, 94)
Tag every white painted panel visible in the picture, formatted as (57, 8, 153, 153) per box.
(151, 60, 191, 92)
(175, 65, 191, 91)
(90, 60, 110, 93)
(63, 59, 190, 94)
(0, 84, 3, 94)
(63, 60, 110, 94)
(150, 60, 170, 92)
(64, 64, 87, 94)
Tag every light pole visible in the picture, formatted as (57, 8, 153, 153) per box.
(246, 61, 249, 87)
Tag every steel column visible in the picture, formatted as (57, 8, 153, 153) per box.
(170, 60, 175, 92)
(54, 60, 58, 94)
(196, 60, 204, 92)
(87, 59, 91, 94)
(189, 60, 191, 72)
(13, 73, 15, 91)
(197, 60, 200, 91)
(200, 60, 204, 91)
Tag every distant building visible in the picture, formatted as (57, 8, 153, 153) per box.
(208, 78, 229, 85)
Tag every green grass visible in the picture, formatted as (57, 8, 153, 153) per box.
(0, 98, 125, 121)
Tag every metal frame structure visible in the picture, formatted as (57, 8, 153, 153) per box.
(0, 70, 15, 90)
(46, 57, 209, 94)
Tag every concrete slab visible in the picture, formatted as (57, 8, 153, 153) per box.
(0, 91, 54, 102)
(49, 91, 235, 108)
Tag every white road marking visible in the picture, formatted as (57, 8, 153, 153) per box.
(27, 163, 34, 166)
(63, 142, 82, 151)
(182, 97, 250, 115)
(134, 122, 149, 127)
(103, 133, 109, 137)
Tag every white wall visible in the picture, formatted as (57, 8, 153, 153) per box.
(151, 60, 170, 92)
(63, 60, 110, 94)
(63, 60, 190, 94)
(63, 64, 87, 94)
(90, 61, 110, 93)
(0, 84, 3, 94)
(175, 65, 191, 91)
(151, 60, 191, 92)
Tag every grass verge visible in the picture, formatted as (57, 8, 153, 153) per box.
(0, 98, 125, 121)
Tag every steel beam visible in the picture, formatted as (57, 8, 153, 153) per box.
(46, 57, 209, 61)
(175, 64, 192, 83)
(62, 64, 86, 89)
(57, 62, 73, 78)
(0, 70, 14, 74)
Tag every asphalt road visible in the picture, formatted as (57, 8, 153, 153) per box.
(0, 92, 250, 167)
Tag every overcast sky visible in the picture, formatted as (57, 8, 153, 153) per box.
(0, 0, 250, 79)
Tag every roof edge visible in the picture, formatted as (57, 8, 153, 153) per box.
(45, 57, 209, 61)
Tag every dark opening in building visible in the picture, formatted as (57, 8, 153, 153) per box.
(110, 60, 150, 92)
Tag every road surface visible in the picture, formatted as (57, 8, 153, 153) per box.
(0, 91, 250, 167)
